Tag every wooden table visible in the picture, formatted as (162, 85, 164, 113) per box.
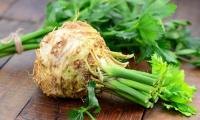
(0, 0, 200, 120)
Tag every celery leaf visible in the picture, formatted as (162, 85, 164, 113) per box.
(67, 81, 100, 120)
(151, 54, 197, 116)
(138, 14, 163, 45)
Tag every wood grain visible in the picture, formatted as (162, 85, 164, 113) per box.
(3, 0, 47, 22)
(17, 89, 144, 120)
(0, 51, 37, 120)
(0, 56, 11, 69)
(16, 89, 59, 120)
(95, 94, 144, 120)
(0, 0, 15, 16)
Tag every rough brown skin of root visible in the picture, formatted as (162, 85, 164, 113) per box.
(33, 21, 111, 98)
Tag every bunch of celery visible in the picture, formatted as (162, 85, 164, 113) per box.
(0, 0, 197, 118)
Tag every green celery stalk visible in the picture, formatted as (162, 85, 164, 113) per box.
(105, 80, 150, 103)
(103, 64, 157, 85)
(0, 27, 54, 51)
(1, 43, 39, 53)
(118, 78, 154, 93)
(116, 91, 153, 108)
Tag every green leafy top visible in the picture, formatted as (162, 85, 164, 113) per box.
(162, 20, 200, 67)
(67, 81, 100, 120)
(151, 54, 197, 116)
(43, 0, 178, 63)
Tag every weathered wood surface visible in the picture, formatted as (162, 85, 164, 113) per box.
(0, 52, 37, 120)
(2, 0, 46, 22)
(0, 56, 10, 69)
(0, 0, 15, 16)
(16, 90, 144, 120)
(0, 0, 200, 120)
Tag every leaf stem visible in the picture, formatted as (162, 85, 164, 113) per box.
(0, 27, 54, 51)
(118, 78, 154, 93)
(116, 91, 153, 108)
(105, 80, 150, 103)
(1, 43, 39, 53)
(85, 110, 96, 120)
(0, 52, 13, 58)
(102, 64, 157, 85)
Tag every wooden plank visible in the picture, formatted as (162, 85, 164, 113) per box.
(0, 51, 37, 120)
(143, 64, 200, 120)
(0, 56, 11, 69)
(3, 0, 47, 22)
(94, 94, 144, 120)
(16, 89, 59, 120)
(17, 91, 144, 120)
(0, 0, 15, 16)
(0, 19, 20, 38)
